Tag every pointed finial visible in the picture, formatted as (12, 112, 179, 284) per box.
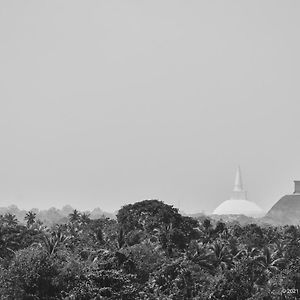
(234, 166, 243, 192)
(230, 166, 247, 200)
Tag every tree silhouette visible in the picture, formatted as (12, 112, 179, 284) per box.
(68, 209, 81, 223)
(2, 213, 18, 227)
(24, 211, 36, 227)
(80, 212, 91, 225)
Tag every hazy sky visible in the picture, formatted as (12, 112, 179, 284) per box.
(1, 1, 300, 213)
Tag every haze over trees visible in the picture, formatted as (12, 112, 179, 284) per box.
(0, 200, 299, 299)
(0, 205, 115, 227)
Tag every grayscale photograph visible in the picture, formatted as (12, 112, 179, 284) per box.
(0, 1, 300, 299)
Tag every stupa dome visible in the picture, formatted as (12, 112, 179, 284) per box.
(264, 181, 300, 224)
(213, 167, 264, 218)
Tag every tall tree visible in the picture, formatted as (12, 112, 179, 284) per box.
(24, 211, 36, 227)
(80, 212, 91, 225)
(2, 213, 18, 227)
(68, 209, 81, 223)
(117, 200, 198, 251)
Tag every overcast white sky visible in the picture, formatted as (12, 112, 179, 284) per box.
(0, 1, 300, 214)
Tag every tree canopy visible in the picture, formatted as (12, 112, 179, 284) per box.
(0, 200, 299, 299)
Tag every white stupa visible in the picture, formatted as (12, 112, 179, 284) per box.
(213, 167, 264, 217)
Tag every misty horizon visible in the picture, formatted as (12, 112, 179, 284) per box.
(0, 162, 298, 214)
(1, 1, 300, 214)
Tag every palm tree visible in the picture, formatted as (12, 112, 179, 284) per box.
(3, 213, 18, 227)
(68, 209, 81, 223)
(234, 245, 260, 261)
(41, 231, 69, 256)
(254, 247, 287, 275)
(186, 241, 214, 271)
(272, 239, 287, 258)
(209, 241, 233, 270)
(81, 212, 91, 225)
(24, 211, 36, 227)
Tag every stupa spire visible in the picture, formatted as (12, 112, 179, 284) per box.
(234, 166, 243, 192)
(231, 166, 247, 200)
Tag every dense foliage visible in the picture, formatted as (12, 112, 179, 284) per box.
(0, 200, 300, 299)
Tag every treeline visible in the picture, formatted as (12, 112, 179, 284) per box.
(0, 200, 300, 299)
(0, 204, 115, 227)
